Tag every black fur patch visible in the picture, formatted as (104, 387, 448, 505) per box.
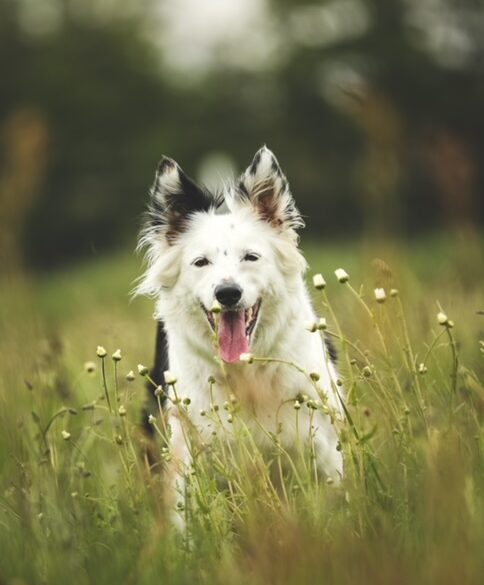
(142, 320, 169, 436)
(144, 158, 222, 245)
(249, 150, 261, 175)
(324, 334, 338, 364)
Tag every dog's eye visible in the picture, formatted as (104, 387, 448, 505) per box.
(243, 252, 260, 262)
(192, 257, 210, 267)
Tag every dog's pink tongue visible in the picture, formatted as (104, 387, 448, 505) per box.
(218, 311, 249, 363)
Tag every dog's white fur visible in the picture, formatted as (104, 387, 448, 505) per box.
(136, 147, 342, 521)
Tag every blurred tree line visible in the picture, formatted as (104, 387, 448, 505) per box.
(0, 0, 483, 272)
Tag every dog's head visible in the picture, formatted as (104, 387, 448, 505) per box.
(135, 147, 307, 363)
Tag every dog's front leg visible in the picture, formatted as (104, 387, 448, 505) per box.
(164, 412, 191, 530)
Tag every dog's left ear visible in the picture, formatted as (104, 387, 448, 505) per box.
(238, 146, 304, 232)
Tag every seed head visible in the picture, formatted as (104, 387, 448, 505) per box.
(182, 397, 191, 406)
(211, 300, 222, 314)
(334, 268, 349, 283)
(137, 364, 149, 376)
(437, 311, 449, 326)
(115, 434, 123, 445)
(61, 430, 71, 441)
(239, 352, 254, 363)
(312, 273, 326, 290)
(118, 405, 127, 417)
(418, 363, 428, 375)
(309, 372, 320, 382)
(112, 349, 122, 362)
(390, 288, 399, 298)
(208, 375, 216, 384)
(84, 361, 96, 374)
(305, 321, 318, 333)
(126, 370, 135, 382)
(318, 317, 327, 330)
(362, 366, 372, 378)
(294, 400, 301, 410)
(148, 414, 156, 425)
(227, 414, 233, 423)
(163, 370, 177, 385)
(374, 288, 386, 303)
(154, 385, 163, 397)
(96, 346, 107, 358)
(200, 409, 207, 416)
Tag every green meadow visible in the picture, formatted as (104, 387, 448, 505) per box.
(0, 234, 482, 585)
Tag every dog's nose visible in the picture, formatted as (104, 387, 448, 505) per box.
(215, 283, 242, 308)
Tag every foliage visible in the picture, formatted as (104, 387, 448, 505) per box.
(0, 237, 482, 584)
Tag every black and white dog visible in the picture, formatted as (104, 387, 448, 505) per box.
(136, 147, 342, 522)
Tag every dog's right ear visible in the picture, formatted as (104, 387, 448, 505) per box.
(147, 156, 214, 244)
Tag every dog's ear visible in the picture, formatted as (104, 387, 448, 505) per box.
(237, 146, 304, 232)
(148, 156, 214, 244)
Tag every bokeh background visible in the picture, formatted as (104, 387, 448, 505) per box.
(1, 0, 483, 275)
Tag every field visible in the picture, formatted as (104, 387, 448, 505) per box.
(0, 233, 483, 585)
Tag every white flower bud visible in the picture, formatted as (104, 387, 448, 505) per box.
(294, 400, 301, 410)
(118, 405, 127, 416)
(437, 311, 449, 326)
(84, 361, 96, 374)
(126, 370, 135, 382)
(163, 370, 177, 385)
(137, 364, 148, 376)
(318, 317, 327, 330)
(61, 430, 71, 441)
(312, 273, 326, 290)
(112, 349, 122, 361)
(239, 353, 254, 363)
(390, 288, 399, 298)
(334, 268, 349, 283)
(305, 321, 318, 333)
(96, 346, 107, 358)
(374, 288, 386, 303)
(418, 363, 428, 375)
(148, 414, 156, 425)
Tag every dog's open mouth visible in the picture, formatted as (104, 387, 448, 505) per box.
(203, 300, 261, 364)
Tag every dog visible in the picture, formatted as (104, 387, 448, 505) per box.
(135, 146, 343, 523)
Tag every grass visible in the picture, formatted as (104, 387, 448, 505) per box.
(0, 233, 483, 585)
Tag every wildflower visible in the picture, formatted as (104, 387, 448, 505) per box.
(208, 375, 216, 384)
(227, 414, 233, 423)
(310, 372, 320, 382)
(118, 405, 127, 417)
(294, 400, 301, 410)
(334, 268, 349, 283)
(239, 352, 254, 363)
(115, 435, 123, 445)
(126, 370, 135, 382)
(96, 346, 107, 358)
(112, 349, 122, 362)
(137, 364, 148, 376)
(164, 370, 177, 385)
(84, 361, 96, 374)
(374, 288, 386, 303)
(326, 477, 334, 485)
(305, 321, 318, 333)
(148, 414, 156, 425)
(312, 273, 326, 290)
(318, 317, 327, 330)
(437, 311, 449, 326)
(61, 430, 71, 441)
(362, 366, 372, 378)
(154, 385, 163, 397)
(418, 363, 428, 375)
(390, 288, 399, 298)
(211, 300, 222, 314)
(200, 409, 207, 416)
(183, 397, 191, 406)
